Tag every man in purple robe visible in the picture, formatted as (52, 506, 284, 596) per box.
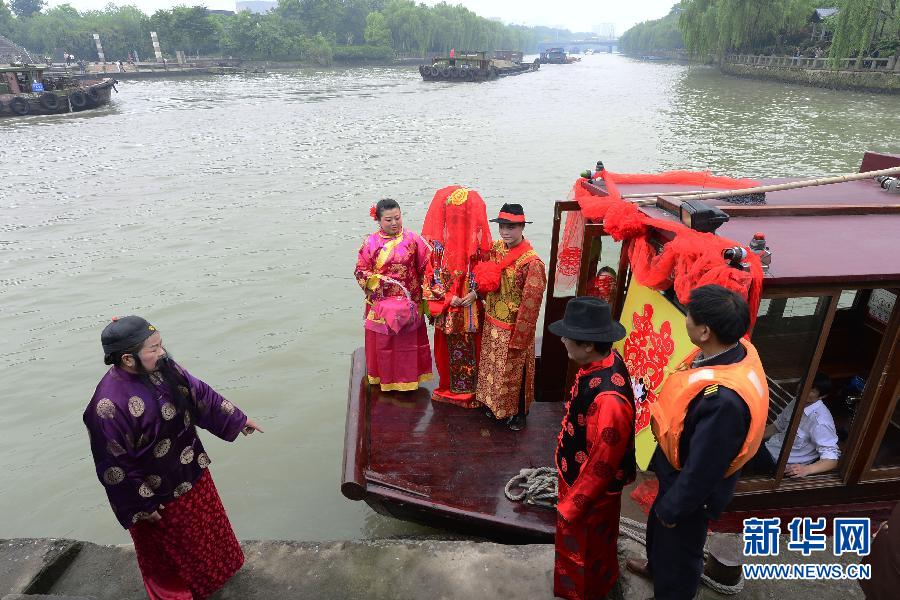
(84, 315, 263, 599)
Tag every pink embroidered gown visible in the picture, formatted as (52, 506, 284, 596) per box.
(355, 229, 433, 391)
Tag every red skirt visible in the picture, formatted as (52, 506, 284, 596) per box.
(554, 482, 623, 600)
(130, 470, 244, 600)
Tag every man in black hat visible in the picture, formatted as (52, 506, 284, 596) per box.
(473, 203, 546, 430)
(549, 297, 636, 600)
(84, 316, 263, 599)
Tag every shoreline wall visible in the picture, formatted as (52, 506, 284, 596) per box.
(720, 62, 900, 94)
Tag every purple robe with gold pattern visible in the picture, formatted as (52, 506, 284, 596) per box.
(84, 362, 247, 529)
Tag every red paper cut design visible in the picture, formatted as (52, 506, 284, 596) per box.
(622, 303, 676, 433)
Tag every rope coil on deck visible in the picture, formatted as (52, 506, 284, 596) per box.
(505, 468, 743, 595)
(504, 467, 558, 508)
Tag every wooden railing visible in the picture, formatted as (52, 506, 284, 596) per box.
(726, 53, 900, 72)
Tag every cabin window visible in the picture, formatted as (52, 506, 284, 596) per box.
(872, 398, 900, 469)
(837, 290, 858, 310)
(551, 212, 621, 300)
(741, 295, 833, 481)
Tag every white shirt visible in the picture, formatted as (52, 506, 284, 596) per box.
(765, 399, 840, 465)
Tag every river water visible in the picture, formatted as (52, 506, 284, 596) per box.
(1, 54, 898, 544)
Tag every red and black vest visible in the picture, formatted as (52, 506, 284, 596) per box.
(555, 351, 637, 492)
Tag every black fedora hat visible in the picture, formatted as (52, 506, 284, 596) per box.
(489, 203, 532, 224)
(548, 297, 626, 343)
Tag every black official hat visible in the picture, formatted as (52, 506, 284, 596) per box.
(489, 203, 532, 224)
(549, 297, 626, 343)
(101, 315, 157, 355)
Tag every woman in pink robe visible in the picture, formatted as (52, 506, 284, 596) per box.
(355, 198, 433, 391)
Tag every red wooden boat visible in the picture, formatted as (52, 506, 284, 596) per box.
(343, 151, 900, 541)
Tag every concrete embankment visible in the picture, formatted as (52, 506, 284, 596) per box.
(720, 62, 900, 93)
(1, 535, 865, 599)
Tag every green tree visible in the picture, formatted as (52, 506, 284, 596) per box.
(364, 11, 390, 46)
(1, 1, 14, 36)
(679, 0, 816, 59)
(10, 0, 44, 18)
(829, 0, 900, 64)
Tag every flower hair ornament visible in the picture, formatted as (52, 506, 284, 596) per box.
(370, 205, 378, 221)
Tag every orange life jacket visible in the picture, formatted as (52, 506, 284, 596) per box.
(650, 338, 769, 477)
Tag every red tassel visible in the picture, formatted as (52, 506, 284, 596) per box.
(473, 261, 502, 293)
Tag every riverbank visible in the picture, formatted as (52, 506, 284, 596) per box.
(721, 60, 900, 94)
(0, 534, 866, 599)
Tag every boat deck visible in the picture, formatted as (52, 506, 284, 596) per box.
(344, 347, 565, 542)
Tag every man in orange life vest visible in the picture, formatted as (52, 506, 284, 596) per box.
(626, 284, 769, 600)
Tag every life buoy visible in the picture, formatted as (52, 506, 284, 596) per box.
(87, 88, 100, 103)
(39, 92, 60, 111)
(69, 90, 88, 109)
(10, 97, 29, 116)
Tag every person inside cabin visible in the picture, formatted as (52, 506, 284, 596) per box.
(473, 203, 546, 430)
(745, 372, 840, 477)
(626, 284, 769, 600)
(550, 297, 636, 600)
(84, 316, 263, 599)
(421, 187, 493, 408)
(586, 265, 617, 303)
(355, 198, 433, 392)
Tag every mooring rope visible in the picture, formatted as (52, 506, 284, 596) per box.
(505, 468, 744, 595)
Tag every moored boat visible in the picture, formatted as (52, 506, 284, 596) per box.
(343, 151, 900, 542)
(0, 64, 116, 118)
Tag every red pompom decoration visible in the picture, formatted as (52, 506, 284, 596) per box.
(603, 201, 647, 241)
(370, 205, 378, 221)
(473, 261, 502, 293)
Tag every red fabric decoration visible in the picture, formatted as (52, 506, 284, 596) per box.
(421, 186, 493, 274)
(602, 201, 646, 241)
(567, 169, 766, 327)
(596, 169, 759, 189)
(556, 247, 582, 277)
(472, 261, 502, 293)
(473, 240, 534, 293)
(369, 205, 377, 221)
(629, 477, 659, 515)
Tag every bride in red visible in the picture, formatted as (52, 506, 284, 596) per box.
(421, 186, 493, 407)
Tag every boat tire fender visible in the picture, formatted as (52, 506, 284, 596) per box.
(87, 88, 100, 103)
(39, 92, 60, 110)
(466, 70, 475, 81)
(69, 90, 88, 109)
(439, 68, 450, 79)
(430, 66, 439, 77)
(10, 97, 29, 115)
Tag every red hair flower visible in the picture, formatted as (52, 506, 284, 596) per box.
(369, 205, 378, 221)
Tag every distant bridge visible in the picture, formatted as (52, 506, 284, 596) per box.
(536, 39, 619, 54)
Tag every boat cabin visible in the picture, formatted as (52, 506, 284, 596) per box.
(540, 48, 569, 64)
(430, 51, 492, 71)
(0, 65, 45, 94)
(541, 150, 900, 527)
(493, 50, 524, 63)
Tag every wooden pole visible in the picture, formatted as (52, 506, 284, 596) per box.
(621, 166, 900, 201)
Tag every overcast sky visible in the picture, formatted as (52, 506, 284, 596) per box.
(45, 1, 678, 36)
